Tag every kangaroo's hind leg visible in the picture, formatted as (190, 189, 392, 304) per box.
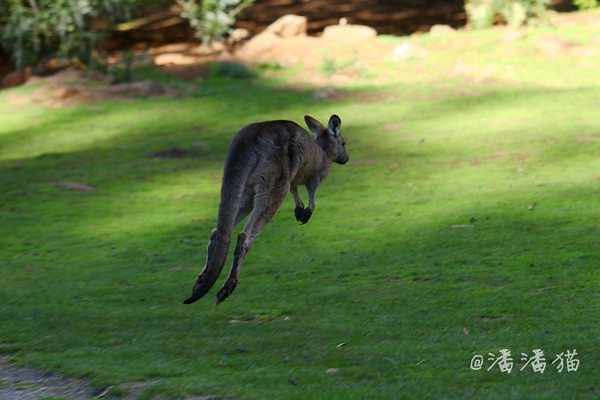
(217, 181, 290, 303)
(234, 189, 254, 226)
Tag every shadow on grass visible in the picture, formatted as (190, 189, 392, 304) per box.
(1, 79, 599, 398)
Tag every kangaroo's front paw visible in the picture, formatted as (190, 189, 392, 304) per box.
(294, 206, 312, 224)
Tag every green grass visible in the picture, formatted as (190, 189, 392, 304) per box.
(1, 18, 600, 399)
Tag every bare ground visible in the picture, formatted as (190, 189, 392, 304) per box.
(0, 355, 97, 400)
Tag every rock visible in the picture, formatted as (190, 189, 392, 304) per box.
(2, 68, 31, 88)
(393, 42, 428, 61)
(149, 43, 195, 55)
(218, 51, 235, 63)
(321, 24, 377, 43)
(24, 75, 45, 86)
(265, 14, 307, 38)
(47, 69, 85, 83)
(190, 45, 218, 56)
(228, 28, 251, 45)
(45, 58, 71, 70)
(210, 41, 227, 53)
(154, 53, 204, 66)
(236, 31, 282, 59)
(429, 24, 456, 36)
(51, 87, 79, 100)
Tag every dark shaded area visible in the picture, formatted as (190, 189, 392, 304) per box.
(104, 6, 195, 51)
(239, 0, 467, 35)
(238, 0, 578, 36)
(0, 48, 13, 76)
(0, 356, 96, 400)
(104, 0, 579, 50)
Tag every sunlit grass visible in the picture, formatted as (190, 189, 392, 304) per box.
(1, 18, 600, 399)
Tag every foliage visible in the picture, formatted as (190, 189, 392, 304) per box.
(0, 0, 133, 71)
(319, 49, 368, 79)
(177, 0, 254, 47)
(573, 0, 599, 9)
(465, 0, 552, 29)
(494, 0, 529, 26)
(320, 51, 356, 78)
(495, 0, 551, 27)
(110, 48, 149, 83)
(465, 0, 496, 29)
(213, 61, 256, 79)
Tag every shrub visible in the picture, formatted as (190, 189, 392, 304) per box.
(503, 0, 552, 27)
(0, 0, 133, 71)
(177, 0, 254, 47)
(573, 0, 599, 9)
(465, 0, 552, 29)
(213, 61, 255, 79)
(494, 0, 529, 27)
(465, 0, 496, 30)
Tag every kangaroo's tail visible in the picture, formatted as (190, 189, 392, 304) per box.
(183, 162, 248, 304)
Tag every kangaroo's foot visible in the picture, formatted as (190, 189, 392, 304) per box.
(216, 278, 238, 304)
(294, 206, 313, 224)
(183, 272, 213, 304)
(183, 229, 219, 305)
(183, 281, 206, 304)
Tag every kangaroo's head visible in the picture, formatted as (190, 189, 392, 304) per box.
(305, 114, 349, 164)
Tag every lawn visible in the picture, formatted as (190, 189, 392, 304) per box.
(1, 15, 599, 399)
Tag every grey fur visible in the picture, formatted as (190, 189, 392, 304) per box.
(183, 114, 348, 304)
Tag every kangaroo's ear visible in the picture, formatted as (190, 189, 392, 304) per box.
(328, 114, 341, 137)
(304, 115, 325, 136)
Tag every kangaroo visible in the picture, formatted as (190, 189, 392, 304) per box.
(183, 114, 349, 304)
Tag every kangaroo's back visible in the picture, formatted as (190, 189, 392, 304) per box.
(225, 120, 314, 182)
(183, 115, 348, 305)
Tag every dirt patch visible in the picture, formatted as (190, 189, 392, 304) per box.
(149, 41, 219, 80)
(56, 182, 96, 191)
(0, 355, 219, 399)
(0, 355, 97, 400)
(381, 123, 406, 131)
(574, 134, 598, 141)
(160, 64, 211, 81)
(3, 69, 186, 109)
(469, 150, 529, 166)
(470, 150, 510, 165)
